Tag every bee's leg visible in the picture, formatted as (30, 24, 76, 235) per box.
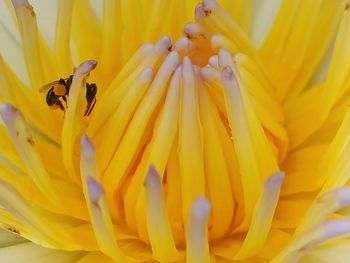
(84, 98, 96, 117)
(56, 100, 65, 113)
(62, 95, 68, 107)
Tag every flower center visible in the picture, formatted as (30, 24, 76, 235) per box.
(85, 29, 288, 255)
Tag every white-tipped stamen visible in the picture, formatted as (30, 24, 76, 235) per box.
(184, 23, 206, 39)
(200, 66, 220, 82)
(208, 55, 219, 69)
(221, 61, 279, 229)
(0, 104, 18, 124)
(202, 0, 218, 11)
(156, 36, 173, 53)
(195, 3, 207, 20)
(235, 172, 285, 259)
(174, 37, 191, 54)
(74, 60, 98, 76)
(218, 49, 235, 70)
(186, 197, 211, 263)
(80, 135, 134, 263)
(144, 165, 179, 262)
(179, 57, 206, 224)
(62, 60, 97, 182)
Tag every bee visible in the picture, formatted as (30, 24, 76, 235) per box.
(40, 75, 97, 116)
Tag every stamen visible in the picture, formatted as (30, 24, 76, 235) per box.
(103, 51, 180, 217)
(195, 4, 206, 20)
(199, 66, 227, 127)
(80, 135, 133, 263)
(88, 43, 154, 136)
(186, 197, 211, 263)
(220, 64, 260, 220)
(218, 49, 236, 69)
(234, 53, 275, 97)
(115, 36, 172, 87)
(184, 23, 206, 39)
(179, 58, 205, 223)
(165, 141, 184, 245)
(183, 22, 213, 67)
(124, 66, 181, 234)
(198, 85, 234, 239)
(74, 60, 98, 76)
(220, 54, 278, 227)
(144, 166, 179, 262)
(0, 104, 63, 211)
(208, 55, 219, 69)
(233, 54, 287, 144)
(235, 172, 284, 259)
(89, 37, 172, 136)
(174, 37, 191, 55)
(196, 0, 259, 66)
(202, 0, 218, 11)
(95, 67, 154, 172)
(62, 60, 97, 182)
(200, 66, 220, 82)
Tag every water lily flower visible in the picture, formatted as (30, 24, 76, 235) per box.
(1, 0, 350, 262)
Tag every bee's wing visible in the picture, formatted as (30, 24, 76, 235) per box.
(39, 78, 69, 92)
(39, 81, 60, 92)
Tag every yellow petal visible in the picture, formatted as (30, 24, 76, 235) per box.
(77, 252, 115, 263)
(300, 238, 350, 263)
(0, 240, 83, 263)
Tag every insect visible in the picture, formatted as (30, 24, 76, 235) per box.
(40, 75, 97, 116)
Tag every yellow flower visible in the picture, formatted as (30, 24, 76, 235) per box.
(1, 0, 350, 262)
